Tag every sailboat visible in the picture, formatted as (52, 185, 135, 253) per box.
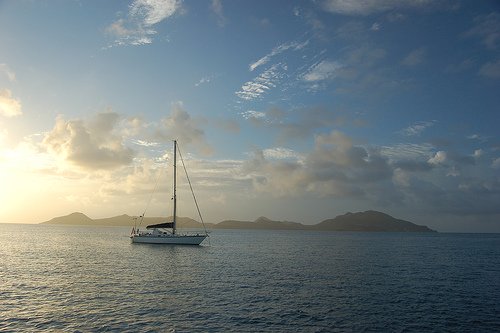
(130, 140, 208, 245)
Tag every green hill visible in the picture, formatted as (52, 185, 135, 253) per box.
(42, 213, 211, 229)
(42, 210, 435, 232)
(217, 216, 307, 230)
(314, 211, 435, 232)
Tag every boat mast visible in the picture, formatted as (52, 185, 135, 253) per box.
(173, 140, 177, 235)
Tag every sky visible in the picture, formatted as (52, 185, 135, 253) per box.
(0, 0, 499, 232)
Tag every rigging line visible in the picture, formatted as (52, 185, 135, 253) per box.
(139, 163, 163, 227)
(177, 144, 209, 236)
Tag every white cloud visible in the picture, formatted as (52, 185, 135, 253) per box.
(156, 102, 213, 155)
(473, 149, 483, 159)
(242, 130, 392, 197)
(132, 139, 160, 147)
(105, 23, 154, 47)
(130, 0, 181, 26)
(479, 59, 500, 78)
(0, 64, 16, 82)
(242, 106, 347, 143)
(322, 0, 434, 16)
(98, 158, 165, 198)
(106, 0, 182, 47)
(241, 150, 307, 196)
(370, 22, 381, 31)
(249, 40, 309, 72)
(302, 60, 343, 82)
(110, 103, 213, 156)
(0, 89, 22, 117)
(240, 110, 266, 120)
(236, 63, 286, 101)
(380, 143, 434, 161)
(195, 75, 216, 87)
(195, 77, 209, 87)
(235, 131, 500, 218)
(466, 133, 491, 142)
(105, 19, 131, 38)
(42, 112, 135, 170)
(263, 147, 301, 160)
(428, 151, 447, 165)
(430, 150, 475, 168)
(400, 120, 435, 136)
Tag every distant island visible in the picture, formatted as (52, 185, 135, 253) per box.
(41, 210, 436, 232)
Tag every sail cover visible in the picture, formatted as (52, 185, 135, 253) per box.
(146, 222, 174, 229)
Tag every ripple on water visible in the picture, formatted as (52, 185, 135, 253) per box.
(0, 226, 499, 332)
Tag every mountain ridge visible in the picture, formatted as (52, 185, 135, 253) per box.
(41, 210, 436, 232)
(314, 210, 435, 232)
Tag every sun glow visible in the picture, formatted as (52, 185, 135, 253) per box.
(0, 139, 65, 222)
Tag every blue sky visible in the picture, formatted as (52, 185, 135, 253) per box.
(0, 0, 499, 232)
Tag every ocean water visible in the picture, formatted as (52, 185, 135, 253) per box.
(0, 224, 499, 332)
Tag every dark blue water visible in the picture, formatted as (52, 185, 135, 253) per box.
(0, 224, 498, 332)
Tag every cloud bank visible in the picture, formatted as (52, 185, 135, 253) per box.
(42, 112, 135, 170)
(238, 128, 500, 216)
(155, 102, 213, 155)
(242, 130, 392, 197)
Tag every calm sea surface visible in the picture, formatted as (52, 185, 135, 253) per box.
(0, 224, 498, 332)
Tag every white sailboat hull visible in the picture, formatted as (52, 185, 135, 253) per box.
(131, 234, 207, 245)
